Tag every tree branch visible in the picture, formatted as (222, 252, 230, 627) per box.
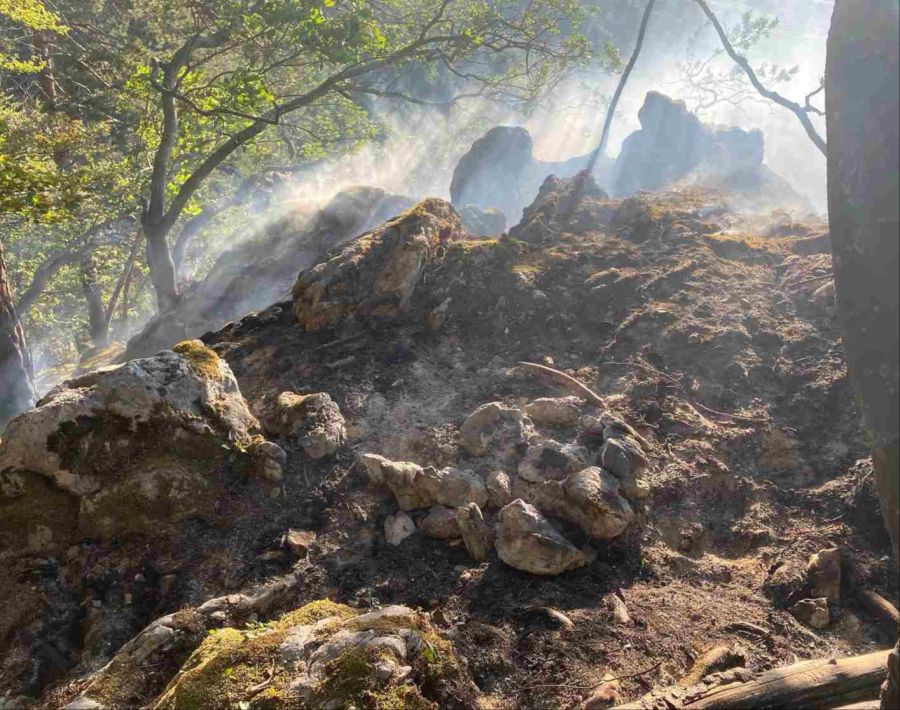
(692, 0, 826, 155)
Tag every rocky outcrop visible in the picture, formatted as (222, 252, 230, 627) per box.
(450, 126, 607, 223)
(509, 172, 610, 243)
(127, 187, 414, 359)
(292, 198, 466, 330)
(0, 341, 269, 551)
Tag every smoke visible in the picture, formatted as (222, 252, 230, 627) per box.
(525, 0, 831, 213)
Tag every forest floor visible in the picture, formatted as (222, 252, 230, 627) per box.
(13, 183, 897, 709)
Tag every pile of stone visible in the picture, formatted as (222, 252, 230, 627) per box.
(363, 396, 653, 575)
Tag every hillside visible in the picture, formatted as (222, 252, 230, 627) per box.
(1, 173, 894, 709)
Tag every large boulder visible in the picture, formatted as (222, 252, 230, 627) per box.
(292, 198, 466, 330)
(154, 602, 475, 709)
(127, 187, 414, 359)
(495, 499, 590, 575)
(0, 341, 266, 550)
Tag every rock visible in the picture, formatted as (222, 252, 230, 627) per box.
(812, 280, 835, 306)
(385, 511, 416, 546)
(0, 343, 263, 550)
(156, 600, 473, 710)
(459, 401, 535, 463)
(523, 397, 583, 427)
(790, 597, 830, 629)
(125, 187, 415, 359)
(247, 439, 286, 483)
(583, 679, 621, 709)
(419, 505, 461, 539)
(515, 467, 634, 540)
(518, 438, 589, 484)
(807, 547, 842, 603)
(485, 470, 514, 508)
(611, 91, 763, 197)
(64, 698, 104, 710)
(600, 437, 650, 500)
(274, 391, 345, 458)
(608, 595, 631, 625)
(509, 173, 609, 243)
(292, 198, 465, 330)
(361, 452, 389, 485)
(495, 499, 590, 575)
(285, 529, 317, 558)
(457, 502, 493, 563)
(373, 458, 431, 510)
(458, 205, 507, 236)
(431, 466, 489, 508)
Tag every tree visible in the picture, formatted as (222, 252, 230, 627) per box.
(825, 1, 899, 706)
(0, 238, 36, 429)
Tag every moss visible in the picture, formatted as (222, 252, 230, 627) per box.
(367, 684, 434, 709)
(173, 339, 222, 381)
(276, 599, 355, 629)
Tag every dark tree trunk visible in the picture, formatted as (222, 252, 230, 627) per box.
(826, 2, 899, 706)
(143, 224, 179, 313)
(0, 240, 37, 429)
(80, 258, 109, 348)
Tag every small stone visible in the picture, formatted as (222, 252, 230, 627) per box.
(431, 467, 489, 508)
(608, 595, 631, 625)
(583, 679, 621, 709)
(485, 470, 514, 508)
(64, 698, 104, 710)
(275, 391, 346, 458)
(419, 506, 461, 539)
(524, 397, 582, 427)
(457, 503, 493, 563)
(807, 547, 841, 603)
(385, 512, 416, 546)
(790, 597, 830, 629)
(600, 438, 650, 500)
(285, 529, 317, 557)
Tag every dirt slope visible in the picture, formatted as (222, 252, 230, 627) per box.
(6, 178, 896, 709)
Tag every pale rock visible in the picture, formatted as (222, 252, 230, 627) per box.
(459, 402, 535, 463)
(285, 529, 316, 558)
(495, 499, 590, 575)
(385, 511, 416, 546)
(524, 397, 583, 427)
(518, 438, 589, 483)
(419, 505, 460, 539)
(807, 547, 841, 603)
(430, 466, 488, 508)
(457, 502, 493, 563)
(485, 470, 514, 508)
(274, 391, 345, 458)
(608, 595, 631, 625)
(790, 597, 830, 629)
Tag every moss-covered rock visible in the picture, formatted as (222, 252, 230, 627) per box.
(155, 601, 475, 710)
(0, 347, 267, 551)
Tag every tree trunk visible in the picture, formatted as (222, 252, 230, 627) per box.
(826, 1, 899, 706)
(143, 224, 179, 313)
(0, 240, 37, 429)
(80, 257, 109, 348)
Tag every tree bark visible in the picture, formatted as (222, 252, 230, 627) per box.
(0, 240, 37, 429)
(143, 224, 179, 313)
(79, 257, 109, 348)
(616, 650, 890, 709)
(826, 2, 899, 707)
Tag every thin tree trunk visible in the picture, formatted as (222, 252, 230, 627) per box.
(80, 257, 109, 348)
(587, 0, 657, 172)
(0, 240, 37, 429)
(826, 1, 899, 706)
(143, 225, 179, 313)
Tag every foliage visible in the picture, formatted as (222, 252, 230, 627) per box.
(677, 10, 798, 114)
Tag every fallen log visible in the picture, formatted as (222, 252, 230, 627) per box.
(615, 649, 890, 709)
(857, 589, 900, 628)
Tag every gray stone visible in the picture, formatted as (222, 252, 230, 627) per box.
(523, 397, 583, 427)
(790, 597, 830, 629)
(457, 502, 493, 563)
(518, 438, 589, 483)
(275, 391, 345, 458)
(495, 499, 590, 575)
(385, 511, 416, 546)
(419, 505, 460, 539)
(485, 470, 514, 508)
(459, 402, 535, 463)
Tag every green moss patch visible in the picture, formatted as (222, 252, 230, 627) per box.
(173, 340, 223, 381)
